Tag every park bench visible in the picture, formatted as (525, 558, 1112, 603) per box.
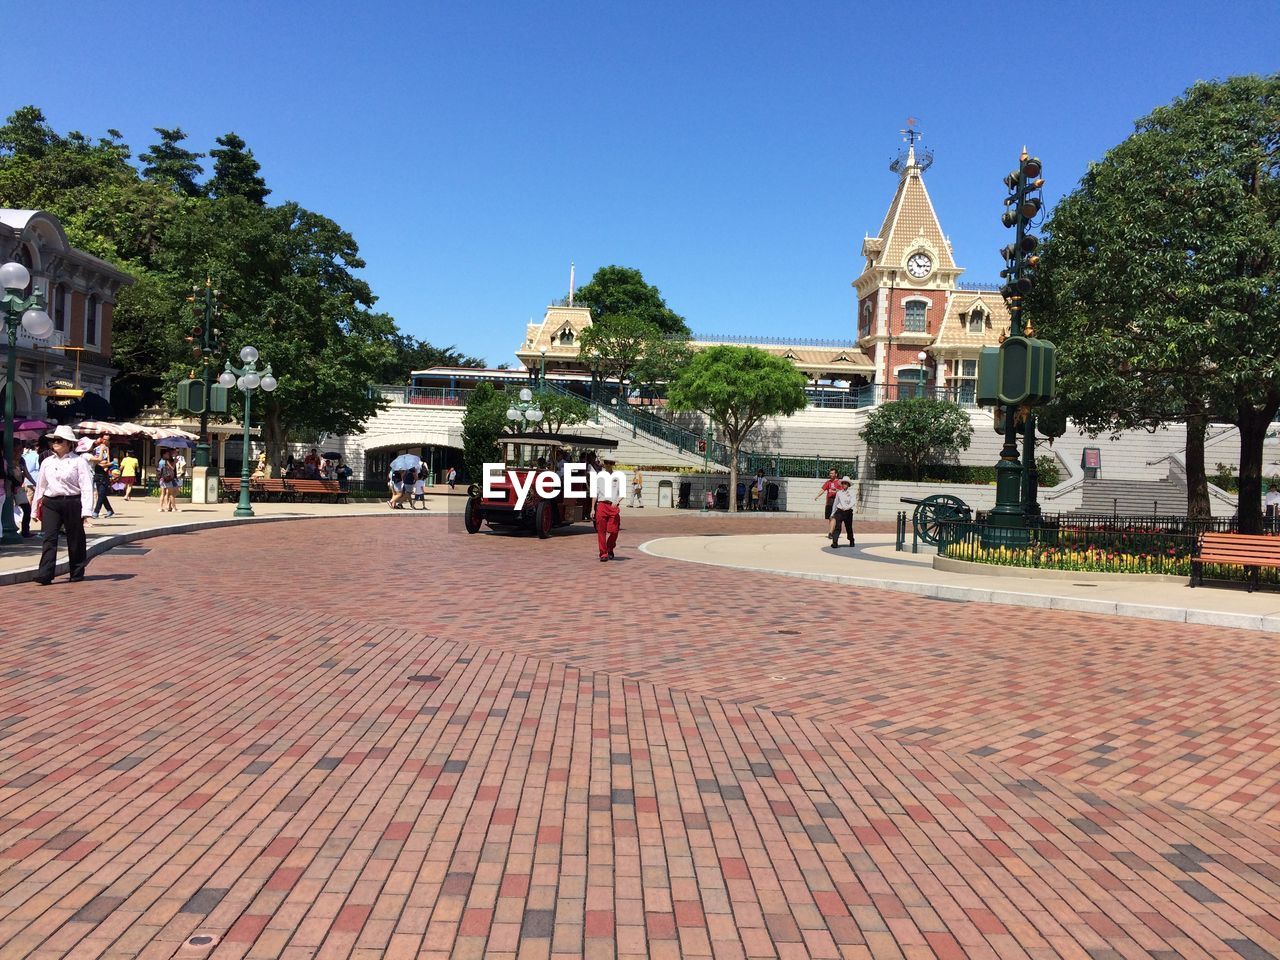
(219, 477, 243, 501)
(285, 479, 348, 503)
(1191, 532, 1280, 591)
(221, 477, 289, 502)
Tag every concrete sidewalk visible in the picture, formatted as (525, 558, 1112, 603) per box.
(641, 531, 1280, 632)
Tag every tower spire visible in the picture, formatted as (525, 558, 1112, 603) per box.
(569, 261, 575, 306)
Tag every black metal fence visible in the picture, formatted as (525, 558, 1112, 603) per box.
(937, 520, 1197, 576)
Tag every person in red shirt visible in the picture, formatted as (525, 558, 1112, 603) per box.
(815, 468, 841, 537)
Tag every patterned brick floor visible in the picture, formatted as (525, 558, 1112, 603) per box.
(0, 515, 1277, 959)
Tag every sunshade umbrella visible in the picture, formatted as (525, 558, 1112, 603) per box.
(75, 420, 131, 435)
(148, 427, 199, 440)
(389, 453, 422, 472)
(13, 418, 53, 432)
(322, 451, 342, 460)
(114, 422, 151, 436)
(156, 437, 197, 449)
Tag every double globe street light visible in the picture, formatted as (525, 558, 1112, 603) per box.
(218, 346, 278, 519)
(1, 262, 54, 546)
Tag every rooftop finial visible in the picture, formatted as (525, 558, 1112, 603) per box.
(890, 118, 933, 174)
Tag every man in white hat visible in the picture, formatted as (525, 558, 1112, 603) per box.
(829, 476, 856, 549)
(31, 426, 95, 584)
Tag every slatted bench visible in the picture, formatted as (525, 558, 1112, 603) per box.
(219, 477, 243, 501)
(286, 479, 347, 503)
(1192, 532, 1280, 591)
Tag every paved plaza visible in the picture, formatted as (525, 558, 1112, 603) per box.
(1, 514, 1279, 959)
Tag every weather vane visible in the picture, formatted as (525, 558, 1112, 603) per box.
(890, 117, 933, 173)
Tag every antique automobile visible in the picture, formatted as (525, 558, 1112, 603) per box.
(464, 432, 620, 538)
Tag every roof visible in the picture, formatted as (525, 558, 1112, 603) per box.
(930, 289, 1011, 350)
(691, 339, 874, 373)
(504, 432, 619, 448)
(874, 148, 956, 273)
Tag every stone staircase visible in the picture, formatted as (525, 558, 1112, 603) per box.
(1076, 477, 1188, 517)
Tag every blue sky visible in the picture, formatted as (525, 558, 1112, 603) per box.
(18, 1, 1280, 366)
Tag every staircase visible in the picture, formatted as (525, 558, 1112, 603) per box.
(1076, 477, 1188, 517)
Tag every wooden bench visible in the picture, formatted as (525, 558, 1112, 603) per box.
(1192, 532, 1280, 591)
(219, 477, 244, 501)
(285, 479, 347, 503)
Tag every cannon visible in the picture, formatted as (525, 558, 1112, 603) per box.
(899, 493, 972, 546)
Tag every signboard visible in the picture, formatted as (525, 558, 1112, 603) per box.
(1081, 446, 1101, 479)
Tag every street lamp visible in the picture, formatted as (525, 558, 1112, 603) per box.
(539, 346, 547, 388)
(917, 351, 928, 398)
(1, 262, 52, 546)
(218, 345, 278, 518)
(505, 387, 543, 431)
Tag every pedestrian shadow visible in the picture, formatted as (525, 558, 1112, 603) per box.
(77, 573, 137, 582)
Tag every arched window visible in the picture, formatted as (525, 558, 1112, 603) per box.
(859, 301, 873, 338)
(967, 307, 985, 334)
(903, 298, 928, 332)
(558, 328, 575, 345)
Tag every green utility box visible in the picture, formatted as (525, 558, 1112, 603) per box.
(178, 379, 229, 415)
(996, 336, 1057, 406)
(976, 347, 1000, 407)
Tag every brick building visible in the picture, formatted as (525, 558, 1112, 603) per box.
(0, 209, 132, 420)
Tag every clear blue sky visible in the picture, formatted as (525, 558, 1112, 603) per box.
(17, 0, 1279, 366)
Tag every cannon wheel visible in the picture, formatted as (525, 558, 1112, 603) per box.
(912, 494, 969, 546)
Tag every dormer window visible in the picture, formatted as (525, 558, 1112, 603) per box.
(967, 308, 985, 334)
(557, 328, 575, 345)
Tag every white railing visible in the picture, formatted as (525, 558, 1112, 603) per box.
(16, 326, 67, 350)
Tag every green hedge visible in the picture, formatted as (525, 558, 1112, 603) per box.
(876, 455, 1063, 487)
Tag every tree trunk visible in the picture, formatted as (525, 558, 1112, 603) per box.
(1184, 410, 1210, 521)
(263, 404, 287, 472)
(1236, 405, 1275, 534)
(728, 437, 740, 513)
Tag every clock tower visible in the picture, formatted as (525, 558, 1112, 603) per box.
(852, 128, 963, 394)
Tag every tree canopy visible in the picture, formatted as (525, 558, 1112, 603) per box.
(461, 383, 506, 484)
(576, 314, 663, 395)
(668, 345, 807, 510)
(1029, 74, 1280, 530)
(572, 265, 689, 336)
(0, 105, 474, 460)
(859, 397, 974, 482)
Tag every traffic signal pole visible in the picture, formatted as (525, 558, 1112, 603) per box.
(988, 150, 1045, 535)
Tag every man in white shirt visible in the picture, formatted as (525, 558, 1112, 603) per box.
(829, 476, 856, 549)
(32, 426, 95, 584)
(593, 454, 626, 561)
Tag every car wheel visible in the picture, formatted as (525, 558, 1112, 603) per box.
(535, 501, 554, 539)
(464, 498, 482, 534)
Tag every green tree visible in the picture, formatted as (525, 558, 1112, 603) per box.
(633, 334, 693, 403)
(139, 127, 204, 196)
(208, 132, 270, 205)
(462, 382, 506, 483)
(572, 265, 689, 336)
(0, 106, 62, 158)
(668, 345, 808, 510)
(535, 389, 591, 434)
(1029, 74, 1280, 530)
(379, 334, 486, 383)
(577, 314, 661, 396)
(860, 397, 974, 482)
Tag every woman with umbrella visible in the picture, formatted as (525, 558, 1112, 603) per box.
(387, 453, 421, 510)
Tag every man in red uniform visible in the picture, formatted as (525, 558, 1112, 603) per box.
(593, 455, 624, 561)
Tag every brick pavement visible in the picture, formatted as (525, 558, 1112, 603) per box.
(0, 515, 1277, 959)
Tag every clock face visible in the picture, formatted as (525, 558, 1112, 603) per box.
(906, 252, 933, 279)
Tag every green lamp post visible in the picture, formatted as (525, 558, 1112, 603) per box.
(1, 262, 53, 546)
(218, 345, 278, 518)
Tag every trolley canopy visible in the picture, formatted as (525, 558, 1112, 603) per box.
(502, 432, 619, 449)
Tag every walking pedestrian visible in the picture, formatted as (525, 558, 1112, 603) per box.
(814, 468, 841, 535)
(157, 450, 180, 512)
(828, 476, 856, 549)
(119, 449, 140, 501)
(446, 466, 457, 489)
(90, 433, 114, 518)
(593, 454, 625, 561)
(32, 426, 95, 585)
(630, 467, 645, 508)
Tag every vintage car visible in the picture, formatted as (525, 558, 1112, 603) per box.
(463, 432, 620, 538)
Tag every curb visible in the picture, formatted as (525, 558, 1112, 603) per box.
(0, 512, 435, 587)
(637, 539, 1280, 634)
